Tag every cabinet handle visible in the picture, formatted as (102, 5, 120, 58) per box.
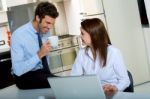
(80, 12, 87, 15)
(0, 58, 11, 62)
(0, 40, 5, 45)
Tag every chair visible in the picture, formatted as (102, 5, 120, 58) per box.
(124, 70, 134, 92)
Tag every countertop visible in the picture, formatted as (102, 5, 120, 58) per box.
(0, 45, 10, 53)
(0, 48, 10, 58)
(0, 85, 150, 99)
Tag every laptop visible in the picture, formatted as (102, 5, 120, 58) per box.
(48, 75, 106, 99)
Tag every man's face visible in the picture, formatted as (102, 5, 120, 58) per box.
(39, 15, 56, 33)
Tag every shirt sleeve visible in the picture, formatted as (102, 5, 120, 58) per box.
(71, 49, 84, 76)
(11, 34, 41, 76)
(113, 49, 130, 91)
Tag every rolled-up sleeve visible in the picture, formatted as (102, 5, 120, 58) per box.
(113, 49, 130, 91)
(71, 50, 84, 76)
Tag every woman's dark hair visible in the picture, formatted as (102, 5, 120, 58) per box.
(81, 18, 111, 67)
(34, 2, 59, 20)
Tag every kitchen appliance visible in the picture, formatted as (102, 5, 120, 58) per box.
(7, 3, 36, 33)
(0, 51, 14, 89)
(0, 40, 5, 46)
(48, 35, 79, 75)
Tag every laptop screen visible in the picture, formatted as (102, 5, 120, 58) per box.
(48, 75, 106, 99)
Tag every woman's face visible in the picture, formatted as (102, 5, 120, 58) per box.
(80, 27, 92, 46)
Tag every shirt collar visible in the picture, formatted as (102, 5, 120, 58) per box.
(28, 21, 37, 34)
(87, 48, 94, 60)
(87, 48, 100, 61)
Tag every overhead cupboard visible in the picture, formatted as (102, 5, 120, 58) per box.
(0, 0, 7, 24)
(78, 0, 107, 29)
(0, 0, 7, 11)
(79, 0, 104, 15)
(52, 0, 106, 35)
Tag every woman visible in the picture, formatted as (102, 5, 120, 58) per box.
(71, 18, 130, 94)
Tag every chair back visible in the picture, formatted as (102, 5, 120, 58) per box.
(124, 70, 134, 92)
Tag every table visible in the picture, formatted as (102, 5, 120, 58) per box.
(0, 85, 150, 99)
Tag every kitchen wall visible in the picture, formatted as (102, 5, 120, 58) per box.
(143, 0, 150, 74)
(143, 28, 150, 69)
(103, 0, 150, 85)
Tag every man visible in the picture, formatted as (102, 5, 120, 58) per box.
(11, 2, 59, 89)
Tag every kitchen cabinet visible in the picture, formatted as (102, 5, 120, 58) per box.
(79, 0, 104, 16)
(0, 0, 7, 11)
(48, 46, 78, 75)
(0, 12, 8, 23)
(54, 2, 69, 36)
(0, 26, 8, 48)
(0, 51, 14, 89)
(63, 0, 105, 35)
(52, 0, 79, 36)
(48, 50, 63, 73)
(0, 0, 7, 23)
(50, 0, 64, 3)
(52, 0, 105, 35)
(81, 14, 107, 29)
(48, 36, 79, 76)
(63, 0, 81, 35)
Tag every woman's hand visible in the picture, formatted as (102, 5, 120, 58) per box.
(103, 84, 118, 95)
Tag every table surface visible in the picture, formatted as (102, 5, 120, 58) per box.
(0, 85, 150, 99)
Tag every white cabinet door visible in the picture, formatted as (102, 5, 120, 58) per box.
(64, 0, 81, 35)
(0, 11, 8, 23)
(79, 0, 104, 16)
(81, 14, 107, 29)
(64, 0, 105, 35)
(0, 0, 7, 11)
(0, 0, 7, 23)
(0, 0, 2, 11)
(54, 2, 69, 36)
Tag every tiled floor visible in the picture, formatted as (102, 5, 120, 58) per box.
(134, 81, 150, 94)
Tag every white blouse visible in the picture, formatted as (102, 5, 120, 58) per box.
(71, 45, 130, 91)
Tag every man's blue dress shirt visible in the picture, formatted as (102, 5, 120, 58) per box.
(11, 22, 50, 76)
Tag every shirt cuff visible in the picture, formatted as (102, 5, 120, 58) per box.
(36, 54, 42, 63)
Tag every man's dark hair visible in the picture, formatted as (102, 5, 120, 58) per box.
(34, 2, 59, 20)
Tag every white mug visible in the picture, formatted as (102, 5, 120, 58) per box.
(48, 36, 59, 49)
